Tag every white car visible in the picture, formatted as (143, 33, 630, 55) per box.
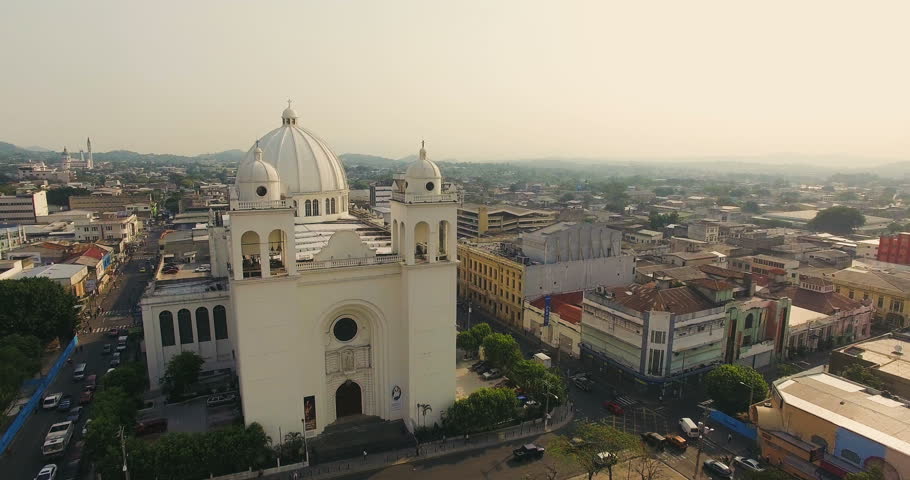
(35, 464, 58, 480)
(42, 393, 63, 410)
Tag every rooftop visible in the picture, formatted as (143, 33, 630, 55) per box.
(836, 334, 910, 381)
(775, 372, 910, 455)
(529, 291, 583, 324)
(13, 263, 87, 280)
(595, 283, 721, 316)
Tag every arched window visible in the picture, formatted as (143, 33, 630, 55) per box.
(439, 220, 450, 258)
(214, 305, 228, 340)
(159, 311, 175, 347)
(305, 200, 312, 216)
(196, 307, 211, 342)
(178, 308, 193, 344)
(810, 435, 828, 452)
(745, 313, 754, 329)
(325, 198, 330, 214)
(331, 198, 336, 214)
(841, 449, 861, 465)
(313, 199, 320, 215)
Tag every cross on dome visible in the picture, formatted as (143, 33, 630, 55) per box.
(282, 100, 299, 125)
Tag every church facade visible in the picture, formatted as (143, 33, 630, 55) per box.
(205, 104, 458, 439)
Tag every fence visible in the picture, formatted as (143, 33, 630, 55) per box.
(708, 409, 757, 441)
(0, 335, 79, 455)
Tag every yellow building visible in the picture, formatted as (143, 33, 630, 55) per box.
(753, 371, 910, 480)
(826, 268, 910, 328)
(457, 243, 525, 326)
(457, 204, 556, 238)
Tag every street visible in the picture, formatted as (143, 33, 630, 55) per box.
(0, 225, 161, 480)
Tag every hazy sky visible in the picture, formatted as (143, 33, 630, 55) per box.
(2, 1, 908, 161)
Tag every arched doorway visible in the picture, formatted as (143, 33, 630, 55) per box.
(335, 380, 362, 418)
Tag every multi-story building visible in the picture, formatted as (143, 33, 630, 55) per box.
(687, 220, 720, 243)
(457, 222, 635, 326)
(12, 263, 89, 297)
(523, 291, 583, 357)
(624, 229, 663, 245)
(856, 238, 879, 259)
(580, 282, 729, 391)
(724, 294, 791, 369)
(878, 232, 910, 265)
(826, 268, 910, 328)
(68, 193, 152, 213)
(74, 212, 141, 242)
(752, 370, 910, 479)
(0, 223, 27, 256)
(729, 254, 799, 283)
(0, 190, 49, 225)
(369, 182, 392, 208)
(830, 332, 910, 400)
(457, 204, 556, 238)
(765, 276, 873, 358)
(16, 162, 71, 183)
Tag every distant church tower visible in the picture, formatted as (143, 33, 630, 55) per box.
(86, 137, 94, 169)
(61, 147, 72, 169)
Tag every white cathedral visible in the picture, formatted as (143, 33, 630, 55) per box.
(200, 103, 458, 438)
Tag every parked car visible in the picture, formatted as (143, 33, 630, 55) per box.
(470, 361, 488, 372)
(483, 368, 502, 380)
(603, 401, 624, 415)
(43, 393, 63, 410)
(82, 419, 92, 436)
(79, 390, 93, 405)
(106, 329, 119, 338)
(574, 377, 594, 392)
(703, 459, 733, 478)
(109, 357, 121, 368)
(35, 464, 58, 480)
(665, 435, 688, 450)
(469, 361, 484, 371)
(57, 395, 73, 411)
(206, 392, 238, 408)
(732, 457, 765, 473)
(641, 432, 666, 449)
(65, 407, 83, 423)
(135, 418, 168, 436)
(512, 443, 545, 460)
(83, 375, 97, 391)
(102, 344, 112, 355)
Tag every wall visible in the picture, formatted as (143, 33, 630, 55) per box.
(524, 255, 635, 299)
(524, 302, 581, 356)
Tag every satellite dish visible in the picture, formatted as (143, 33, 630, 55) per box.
(895, 345, 903, 354)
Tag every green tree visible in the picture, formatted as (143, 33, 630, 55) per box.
(45, 186, 91, 206)
(705, 364, 769, 415)
(103, 362, 147, 397)
(807, 206, 866, 234)
(481, 333, 522, 370)
(549, 422, 640, 480)
(162, 351, 205, 400)
(457, 323, 493, 356)
(836, 191, 860, 201)
(560, 192, 576, 202)
(742, 201, 761, 213)
(779, 191, 800, 204)
(0, 334, 41, 409)
(470, 323, 492, 344)
(652, 186, 675, 197)
(837, 363, 884, 389)
(648, 211, 679, 229)
(0, 277, 78, 344)
(886, 222, 905, 234)
(508, 359, 566, 406)
(443, 387, 519, 434)
(844, 466, 883, 480)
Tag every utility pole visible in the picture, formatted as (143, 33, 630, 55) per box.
(740, 381, 754, 410)
(467, 302, 472, 330)
(119, 425, 130, 480)
(692, 419, 715, 479)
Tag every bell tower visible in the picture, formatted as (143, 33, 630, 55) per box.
(390, 142, 458, 429)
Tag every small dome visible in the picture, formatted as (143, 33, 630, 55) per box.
(405, 142, 442, 180)
(282, 106, 299, 120)
(236, 144, 282, 201)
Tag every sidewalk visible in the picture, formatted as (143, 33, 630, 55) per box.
(570, 457, 689, 480)
(262, 403, 576, 480)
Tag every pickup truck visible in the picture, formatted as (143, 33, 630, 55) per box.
(574, 377, 594, 392)
(513, 443, 545, 460)
(42, 393, 63, 410)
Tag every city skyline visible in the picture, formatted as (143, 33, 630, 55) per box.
(2, 0, 908, 161)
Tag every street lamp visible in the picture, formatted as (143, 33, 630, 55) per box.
(693, 421, 715, 479)
(739, 381, 754, 410)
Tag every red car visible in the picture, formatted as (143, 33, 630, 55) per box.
(79, 390, 94, 405)
(603, 401, 624, 415)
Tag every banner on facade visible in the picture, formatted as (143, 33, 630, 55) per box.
(543, 295, 552, 326)
(303, 395, 317, 431)
(391, 385, 402, 412)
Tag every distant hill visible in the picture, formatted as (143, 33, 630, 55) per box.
(22, 145, 52, 152)
(339, 153, 404, 168)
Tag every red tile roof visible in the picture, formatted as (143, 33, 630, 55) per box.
(687, 278, 736, 291)
(698, 264, 746, 280)
(530, 291, 583, 324)
(767, 286, 864, 315)
(606, 284, 718, 315)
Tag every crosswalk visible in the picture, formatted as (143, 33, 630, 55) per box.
(87, 324, 134, 334)
(613, 395, 638, 407)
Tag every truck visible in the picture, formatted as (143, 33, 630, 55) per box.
(42, 421, 74, 458)
(513, 443, 545, 460)
(532, 352, 551, 368)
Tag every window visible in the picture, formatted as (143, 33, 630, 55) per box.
(312, 199, 319, 215)
(196, 307, 211, 342)
(647, 348, 664, 376)
(325, 198, 330, 214)
(891, 300, 904, 313)
(178, 309, 193, 344)
(863, 292, 869, 301)
(256, 186, 267, 197)
(214, 305, 228, 340)
(331, 198, 336, 214)
(745, 313, 754, 329)
(650, 330, 666, 344)
(878, 296, 885, 308)
(743, 335, 752, 346)
(848, 290, 854, 299)
(305, 200, 312, 216)
(841, 449, 861, 465)
(159, 311, 175, 347)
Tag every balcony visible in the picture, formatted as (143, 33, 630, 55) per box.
(231, 199, 291, 210)
(391, 192, 459, 204)
(296, 255, 403, 271)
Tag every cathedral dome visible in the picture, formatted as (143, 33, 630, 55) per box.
(405, 142, 441, 180)
(240, 102, 348, 195)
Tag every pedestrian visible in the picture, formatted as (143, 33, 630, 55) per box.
(362, 450, 367, 462)
(727, 433, 733, 443)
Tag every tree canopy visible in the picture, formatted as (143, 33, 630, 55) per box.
(457, 323, 492, 356)
(548, 421, 640, 480)
(162, 351, 205, 400)
(0, 278, 78, 344)
(103, 362, 147, 397)
(807, 206, 865, 235)
(481, 333, 522, 370)
(648, 211, 679, 229)
(705, 364, 769, 414)
(442, 387, 519, 434)
(0, 334, 41, 410)
(837, 363, 884, 389)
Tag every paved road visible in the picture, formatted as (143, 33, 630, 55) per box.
(0, 227, 161, 480)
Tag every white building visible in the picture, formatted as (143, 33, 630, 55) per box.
(17, 162, 72, 183)
(144, 105, 458, 442)
(0, 190, 49, 225)
(74, 212, 141, 242)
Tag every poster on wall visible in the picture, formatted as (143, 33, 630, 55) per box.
(303, 395, 317, 431)
(391, 385, 402, 412)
